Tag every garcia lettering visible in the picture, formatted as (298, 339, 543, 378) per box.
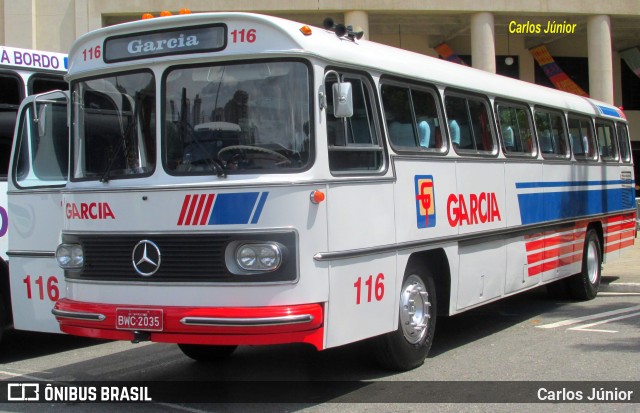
(447, 192, 501, 227)
(65, 202, 115, 220)
(127, 34, 200, 54)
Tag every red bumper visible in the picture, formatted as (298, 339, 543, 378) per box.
(53, 299, 325, 350)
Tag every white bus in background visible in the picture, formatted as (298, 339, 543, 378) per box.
(0, 46, 68, 341)
(50, 13, 635, 371)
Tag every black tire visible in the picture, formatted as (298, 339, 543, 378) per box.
(177, 344, 237, 362)
(374, 267, 437, 371)
(568, 228, 602, 301)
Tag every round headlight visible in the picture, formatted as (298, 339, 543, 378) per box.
(56, 243, 84, 269)
(237, 246, 257, 269)
(235, 243, 282, 272)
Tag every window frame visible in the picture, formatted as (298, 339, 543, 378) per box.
(494, 99, 537, 159)
(594, 118, 619, 163)
(615, 122, 632, 164)
(533, 106, 571, 160)
(444, 89, 498, 157)
(379, 77, 447, 155)
(567, 113, 598, 162)
(325, 67, 387, 176)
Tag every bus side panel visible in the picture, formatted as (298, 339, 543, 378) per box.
(325, 253, 396, 348)
(324, 182, 396, 348)
(504, 162, 543, 294)
(8, 192, 65, 333)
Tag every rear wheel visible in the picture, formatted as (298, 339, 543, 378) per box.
(178, 344, 237, 362)
(374, 268, 437, 371)
(568, 228, 602, 300)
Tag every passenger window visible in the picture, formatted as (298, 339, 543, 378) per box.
(568, 116, 597, 160)
(616, 123, 632, 163)
(0, 74, 24, 178)
(595, 119, 618, 162)
(445, 94, 495, 154)
(534, 109, 569, 158)
(496, 103, 535, 156)
(381, 82, 444, 152)
(14, 97, 69, 187)
(327, 73, 384, 173)
(29, 75, 68, 95)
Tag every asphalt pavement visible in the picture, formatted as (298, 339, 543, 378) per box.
(601, 239, 640, 293)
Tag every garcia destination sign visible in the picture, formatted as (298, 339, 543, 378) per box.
(104, 24, 226, 63)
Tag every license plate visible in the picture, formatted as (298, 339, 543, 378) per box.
(116, 308, 163, 331)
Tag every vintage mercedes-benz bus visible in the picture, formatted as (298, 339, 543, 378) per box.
(51, 13, 635, 370)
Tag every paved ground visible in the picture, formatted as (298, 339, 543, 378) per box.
(601, 239, 640, 293)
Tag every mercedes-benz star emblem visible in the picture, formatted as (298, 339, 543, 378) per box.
(132, 240, 161, 276)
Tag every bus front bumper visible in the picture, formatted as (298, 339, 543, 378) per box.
(52, 298, 325, 350)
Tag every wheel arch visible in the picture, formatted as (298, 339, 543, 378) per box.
(406, 248, 451, 316)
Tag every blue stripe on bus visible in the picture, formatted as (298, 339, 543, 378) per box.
(209, 192, 260, 225)
(517, 188, 635, 225)
(595, 104, 622, 119)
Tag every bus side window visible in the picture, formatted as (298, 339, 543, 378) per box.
(445, 93, 495, 154)
(595, 119, 618, 162)
(496, 102, 535, 156)
(0, 74, 24, 178)
(616, 123, 632, 163)
(326, 73, 384, 173)
(14, 100, 68, 187)
(381, 82, 444, 152)
(534, 109, 569, 158)
(568, 115, 597, 160)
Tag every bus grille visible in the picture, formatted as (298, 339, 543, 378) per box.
(63, 232, 297, 283)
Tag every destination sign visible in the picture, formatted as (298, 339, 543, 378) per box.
(104, 24, 226, 63)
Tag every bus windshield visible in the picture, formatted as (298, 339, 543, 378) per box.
(164, 60, 311, 174)
(71, 71, 156, 181)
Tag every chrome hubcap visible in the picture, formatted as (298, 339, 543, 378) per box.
(399, 274, 431, 344)
(586, 238, 599, 284)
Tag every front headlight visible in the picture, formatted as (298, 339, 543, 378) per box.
(234, 243, 282, 272)
(56, 243, 84, 269)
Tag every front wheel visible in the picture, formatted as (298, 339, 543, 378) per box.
(178, 344, 238, 362)
(568, 228, 602, 300)
(374, 268, 437, 371)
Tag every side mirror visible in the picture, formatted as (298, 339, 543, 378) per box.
(332, 82, 353, 118)
(320, 70, 353, 118)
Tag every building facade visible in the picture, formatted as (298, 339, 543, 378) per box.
(1, 0, 640, 138)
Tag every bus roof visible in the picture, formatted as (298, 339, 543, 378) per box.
(0, 46, 67, 73)
(67, 12, 622, 120)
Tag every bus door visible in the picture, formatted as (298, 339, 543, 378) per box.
(7, 91, 68, 332)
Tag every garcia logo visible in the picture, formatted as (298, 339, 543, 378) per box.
(415, 175, 436, 229)
(447, 192, 501, 227)
(127, 34, 199, 54)
(65, 202, 115, 220)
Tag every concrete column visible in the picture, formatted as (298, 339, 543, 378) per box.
(587, 15, 614, 104)
(471, 12, 496, 74)
(345, 11, 369, 41)
(3, 0, 35, 48)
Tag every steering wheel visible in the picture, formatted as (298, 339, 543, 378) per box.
(217, 145, 291, 165)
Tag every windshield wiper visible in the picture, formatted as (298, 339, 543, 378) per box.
(100, 95, 140, 183)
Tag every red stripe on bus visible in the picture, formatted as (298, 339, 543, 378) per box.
(200, 194, 215, 225)
(177, 194, 192, 226)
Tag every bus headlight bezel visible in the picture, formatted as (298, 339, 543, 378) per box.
(56, 243, 84, 269)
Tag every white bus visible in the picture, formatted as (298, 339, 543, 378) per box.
(0, 46, 67, 339)
(51, 13, 635, 370)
